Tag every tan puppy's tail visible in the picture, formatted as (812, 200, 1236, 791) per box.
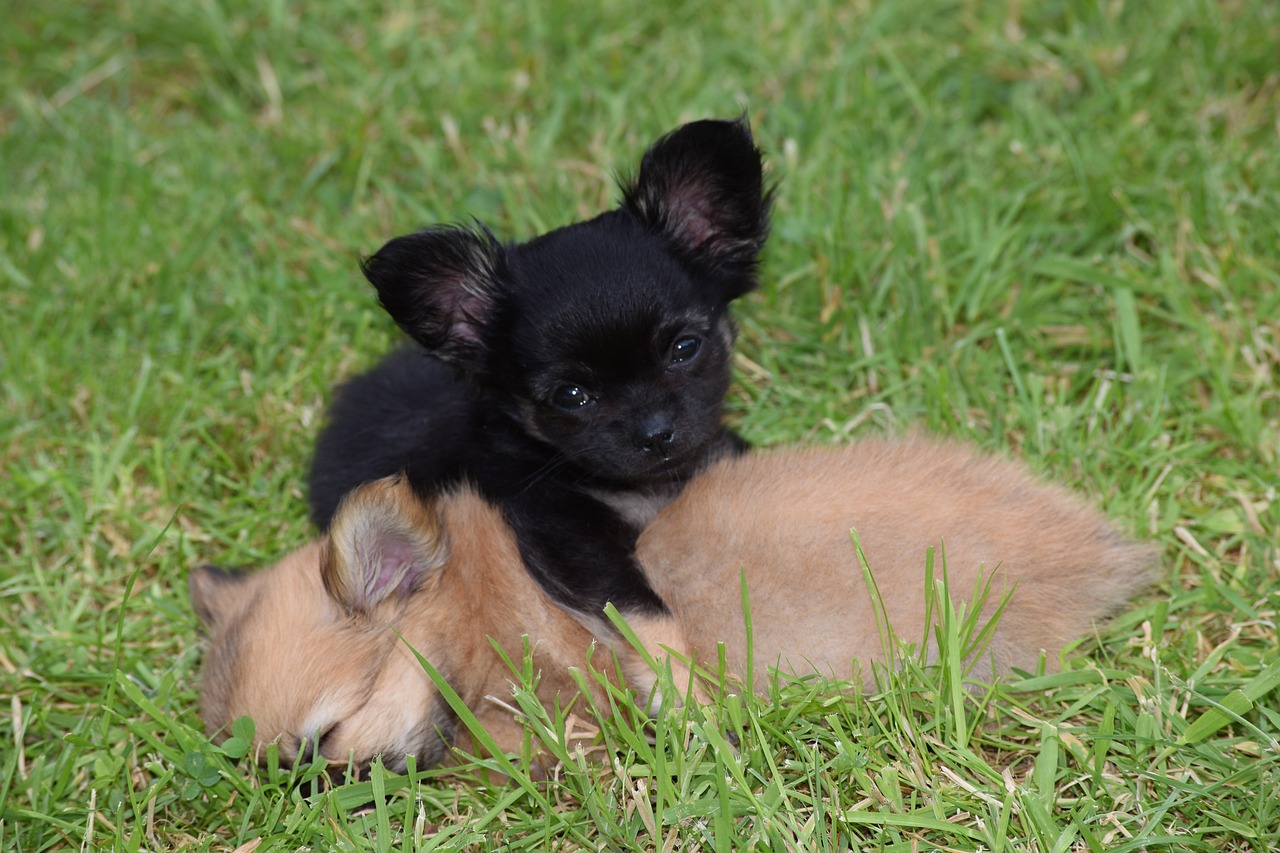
(973, 517, 1160, 680)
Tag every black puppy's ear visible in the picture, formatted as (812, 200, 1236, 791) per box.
(621, 117, 772, 292)
(189, 564, 252, 630)
(361, 226, 506, 368)
(323, 475, 449, 613)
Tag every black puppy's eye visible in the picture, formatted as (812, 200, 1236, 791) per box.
(670, 335, 702, 364)
(551, 384, 591, 410)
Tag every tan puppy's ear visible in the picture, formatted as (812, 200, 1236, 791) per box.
(323, 475, 450, 613)
(189, 564, 254, 630)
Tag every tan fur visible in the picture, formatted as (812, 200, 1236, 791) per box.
(406, 491, 630, 764)
(192, 437, 1156, 773)
(191, 478, 640, 771)
(637, 437, 1158, 688)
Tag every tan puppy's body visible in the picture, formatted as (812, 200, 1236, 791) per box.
(191, 439, 1156, 772)
(638, 438, 1156, 687)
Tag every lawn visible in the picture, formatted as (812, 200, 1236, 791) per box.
(2, 0, 1278, 849)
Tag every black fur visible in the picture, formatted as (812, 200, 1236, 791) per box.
(308, 118, 771, 616)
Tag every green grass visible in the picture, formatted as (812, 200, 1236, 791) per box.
(3, 0, 1278, 848)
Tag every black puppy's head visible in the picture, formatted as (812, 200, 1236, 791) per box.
(364, 118, 771, 484)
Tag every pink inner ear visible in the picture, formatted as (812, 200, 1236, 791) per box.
(370, 533, 422, 601)
(667, 185, 718, 249)
(437, 281, 491, 346)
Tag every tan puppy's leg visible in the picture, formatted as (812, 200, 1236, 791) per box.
(622, 613, 710, 709)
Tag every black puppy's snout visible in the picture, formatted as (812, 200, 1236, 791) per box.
(633, 416, 676, 454)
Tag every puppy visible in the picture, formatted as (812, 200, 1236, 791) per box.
(192, 438, 1156, 773)
(307, 118, 771, 622)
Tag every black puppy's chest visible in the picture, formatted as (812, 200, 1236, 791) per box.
(459, 407, 672, 617)
(586, 481, 684, 529)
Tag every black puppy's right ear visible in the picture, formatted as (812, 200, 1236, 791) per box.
(323, 476, 449, 613)
(189, 564, 252, 630)
(621, 117, 772, 293)
(361, 226, 506, 368)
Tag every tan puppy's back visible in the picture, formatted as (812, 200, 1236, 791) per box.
(638, 437, 1157, 687)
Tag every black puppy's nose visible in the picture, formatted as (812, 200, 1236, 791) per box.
(633, 416, 676, 454)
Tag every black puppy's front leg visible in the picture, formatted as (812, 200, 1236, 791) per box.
(501, 488, 667, 623)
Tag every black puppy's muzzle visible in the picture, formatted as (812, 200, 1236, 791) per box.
(632, 414, 676, 455)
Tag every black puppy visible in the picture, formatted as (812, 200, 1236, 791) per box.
(308, 118, 771, 624)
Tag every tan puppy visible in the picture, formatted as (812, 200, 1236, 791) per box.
(191, 439, 1156, 772)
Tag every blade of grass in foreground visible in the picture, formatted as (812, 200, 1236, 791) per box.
(1177, 657, 1280, 746)
(398, 631, 598, 849)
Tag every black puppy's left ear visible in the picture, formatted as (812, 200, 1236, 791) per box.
(621, 117, 772, 294)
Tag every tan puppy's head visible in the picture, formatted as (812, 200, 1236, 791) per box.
(190, 477, 469, 773)
(191, 476, 631, 775)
